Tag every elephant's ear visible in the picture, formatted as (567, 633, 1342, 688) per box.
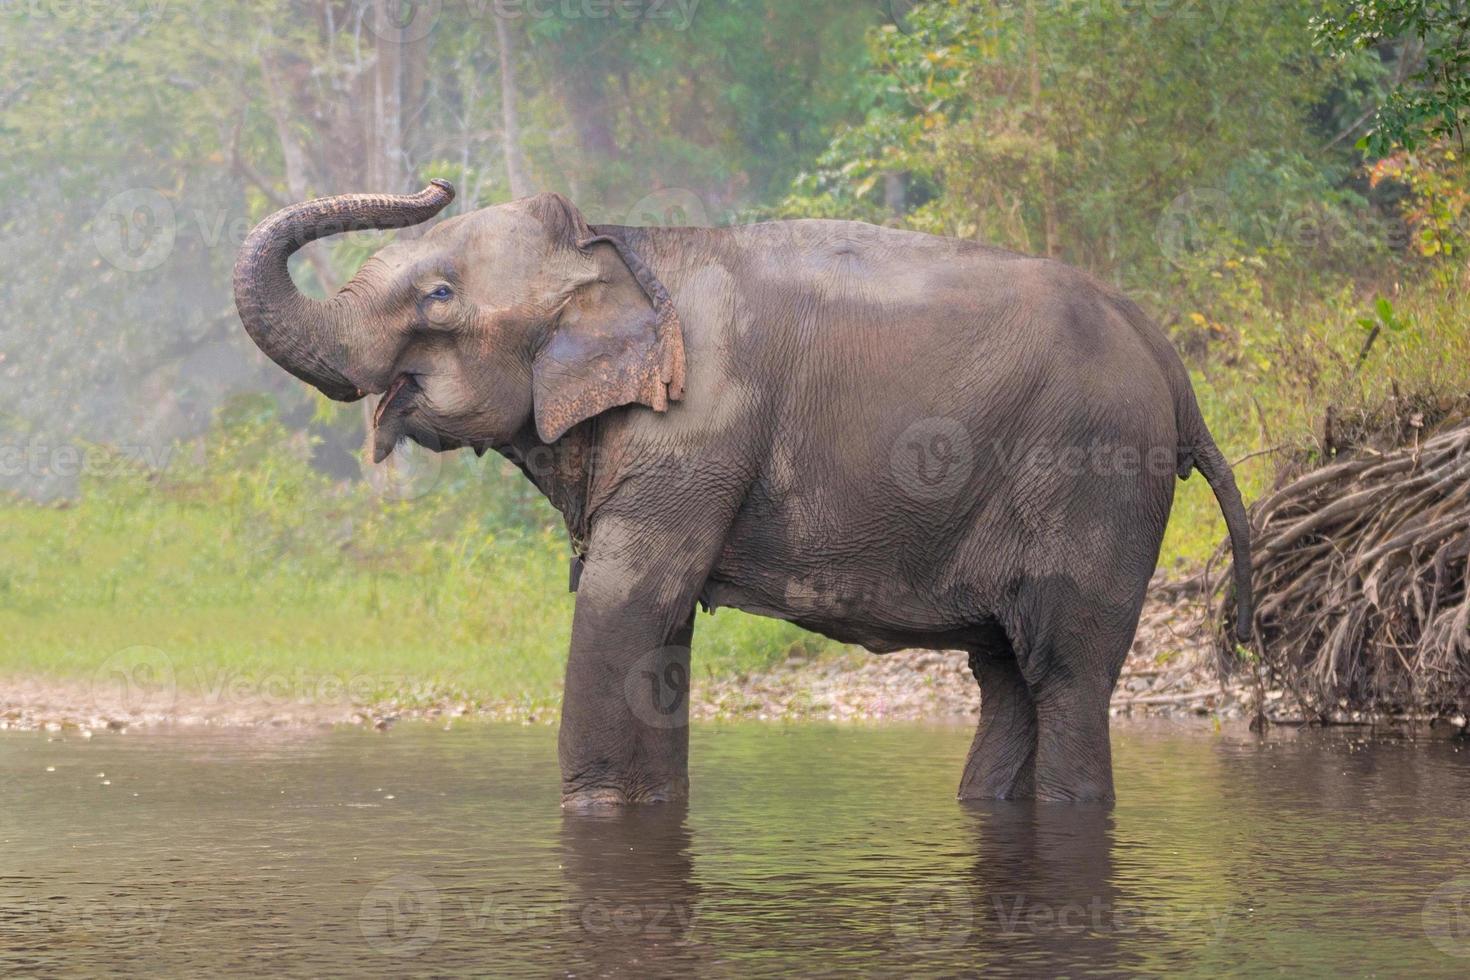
(528, 195, 686, 444)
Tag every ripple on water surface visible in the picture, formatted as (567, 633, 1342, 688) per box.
(2, 723, 1468, 976)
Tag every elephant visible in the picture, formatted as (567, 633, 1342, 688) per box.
(233, 180, 1252, 806)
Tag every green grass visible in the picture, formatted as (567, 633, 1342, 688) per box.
(1161, 274, 1470, 567)
(0, 410, 831, 709)
(4, 274, 1466, 708)
(0, 522, 823, 709)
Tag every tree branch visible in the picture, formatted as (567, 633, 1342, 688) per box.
(227, 116, 290, 210)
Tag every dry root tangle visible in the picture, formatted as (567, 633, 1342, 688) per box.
(1219, 420, 1470, 722)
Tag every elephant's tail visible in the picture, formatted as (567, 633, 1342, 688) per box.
(1101, 285, 1253, 642)
(1180, 416, 1254, 643)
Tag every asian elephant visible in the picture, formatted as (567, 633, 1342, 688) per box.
(233, 180, 1252, 806)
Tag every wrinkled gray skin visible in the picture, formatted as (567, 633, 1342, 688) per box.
(234, 183, 1253, 806)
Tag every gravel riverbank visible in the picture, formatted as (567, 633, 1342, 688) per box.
(694, 578, 1241, 724)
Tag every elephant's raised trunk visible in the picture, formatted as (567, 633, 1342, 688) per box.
(232, 180, 456, 401)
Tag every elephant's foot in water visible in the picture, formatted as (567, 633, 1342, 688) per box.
(559, 701, 691, 807)
(558, 758, 690, 811)
(558, 574, 699, 809)
(561, 770, 689, 809)
(557, 642, 692, 810)
(958, 652, 1119, 803)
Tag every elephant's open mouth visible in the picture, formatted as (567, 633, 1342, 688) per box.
(371, 373, 422, 463)
(373, 373, 419, 429)
(369, 374, 476, 463)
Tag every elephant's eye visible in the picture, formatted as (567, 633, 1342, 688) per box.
(426, 285, 453, 302)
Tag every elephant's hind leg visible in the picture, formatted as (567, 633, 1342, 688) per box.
(958, 653, 1037, 801)
(1025, 590, 1144, 804)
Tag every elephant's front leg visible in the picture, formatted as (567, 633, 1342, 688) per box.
(557, 520, 714, 808)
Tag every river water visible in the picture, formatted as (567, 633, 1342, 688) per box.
(3, 722, 1469, 976)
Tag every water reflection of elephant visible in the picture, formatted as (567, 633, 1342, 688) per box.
(961, 803, 1134, 972)
(557, 802, 706, 973)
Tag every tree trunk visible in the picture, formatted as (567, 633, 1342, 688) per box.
(1026, 0, 1058, 258)
(496, 14, 532, 198)
(563, 59, 620, 163)
(371, 0, 404, 191)
(884, 172, 907, 218)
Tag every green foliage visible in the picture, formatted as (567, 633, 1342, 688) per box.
(1314, 0, 1470, 154)
(1161, 276, 1470, 566)
(1357, 293, 1414, 339)
(1370, 141, 1470, 258)
(776, 0, 1379, 300)
(0, 403, 840, 704)
(5, 1, 1470, 708)
(0, 1, 881, 482)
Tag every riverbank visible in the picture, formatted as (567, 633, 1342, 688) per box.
(695, 579, 1243, 724)
(1, 578, 1250, 734)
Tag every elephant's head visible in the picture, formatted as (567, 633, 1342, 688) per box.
(233, 181, 685, 461)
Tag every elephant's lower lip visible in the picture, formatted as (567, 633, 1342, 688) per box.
(373, 373, 416, 428)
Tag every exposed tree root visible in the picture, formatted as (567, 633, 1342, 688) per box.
(1218, 416, 1470, 724)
